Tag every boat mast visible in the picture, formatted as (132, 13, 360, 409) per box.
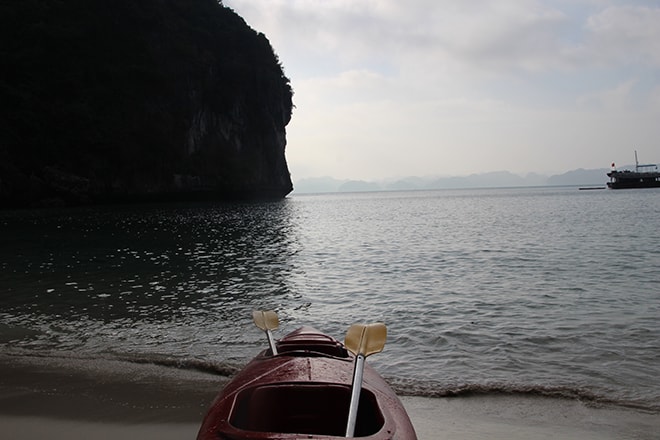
(635, 150, 639, 172)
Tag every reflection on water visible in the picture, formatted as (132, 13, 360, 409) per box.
(0, 201, 302, 357)
(1, 188, 660, 411)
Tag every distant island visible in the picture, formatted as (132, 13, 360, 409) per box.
(293, 168, 613, 194)
(0, 0, 293, 207)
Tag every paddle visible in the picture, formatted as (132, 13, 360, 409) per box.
(344, 322, 387, 437)
(252, 310, 279, 355)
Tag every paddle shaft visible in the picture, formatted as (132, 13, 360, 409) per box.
(266, 329, 278, 355)
(345, 353, 365, 437)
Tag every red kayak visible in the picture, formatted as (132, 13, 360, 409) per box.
(197, 315, 417, 439)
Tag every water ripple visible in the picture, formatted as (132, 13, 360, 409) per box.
(1, 188, 660, 411)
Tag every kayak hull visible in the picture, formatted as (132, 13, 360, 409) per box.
(197, 326, 417, 439)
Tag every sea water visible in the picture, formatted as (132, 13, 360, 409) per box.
(1, 187, 659, 412)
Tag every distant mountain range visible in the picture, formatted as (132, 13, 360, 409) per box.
(292, 168, 613, 194)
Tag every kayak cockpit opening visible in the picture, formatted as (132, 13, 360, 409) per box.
(273, 341, 349, 358)
(265, 326, 351, 358)
(229, 383, 384, 437)
(261, 341, 349, 358)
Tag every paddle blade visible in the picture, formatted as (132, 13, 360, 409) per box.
(345, 323, 387, 357)
(252, 310, 279, 331)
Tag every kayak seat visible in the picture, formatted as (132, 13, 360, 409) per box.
(230, 383, 384, 437)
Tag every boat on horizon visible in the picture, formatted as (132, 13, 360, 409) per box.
(197, 311, 417, 439)
(607, 151, 660, 189)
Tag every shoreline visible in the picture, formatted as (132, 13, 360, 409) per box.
(1, 355, 658, 439)
(3, 396, 659, 440)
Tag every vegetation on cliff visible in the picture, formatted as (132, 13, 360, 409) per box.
(0, 0, 293, 207)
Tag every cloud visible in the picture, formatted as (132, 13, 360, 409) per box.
(229, 1, 572, 74)
(583, 6, 660, 66)
(576, 79, 638, 111)
(224, 0, 660, 180)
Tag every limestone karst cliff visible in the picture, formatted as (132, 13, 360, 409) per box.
(0, 0, 293, 207)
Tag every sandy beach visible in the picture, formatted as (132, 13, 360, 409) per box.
(1, 355, 658, 440)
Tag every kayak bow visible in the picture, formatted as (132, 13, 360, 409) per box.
(197, 313, 417, 439)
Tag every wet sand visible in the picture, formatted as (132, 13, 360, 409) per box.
(1, 355, 658, 439)
(401, 395, 660, 440)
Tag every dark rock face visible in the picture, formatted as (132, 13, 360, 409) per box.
(0, 0, 293, 207)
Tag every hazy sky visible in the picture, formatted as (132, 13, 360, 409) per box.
(223, 0, 660, 181)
